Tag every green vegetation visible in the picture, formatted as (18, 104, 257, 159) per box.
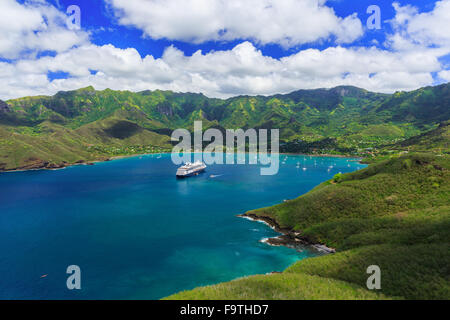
(391, 121, 449, 154)
(361, 121, 449, 164)
(1, 83, 449, 170)
(167, 154, 450, 300)
(1, 83, 449, 299)
(166, 273, 389, 300)
(284, 243, 448, 300)
(0, 118, 171, 171)
(250, 154, 448, 232)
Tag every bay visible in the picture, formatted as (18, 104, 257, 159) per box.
(0, 153, 365, 299)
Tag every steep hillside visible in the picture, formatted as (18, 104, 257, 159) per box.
(167, 154, 450, 300)
(390, 121, 450, 153)
(166, 272, 389, 300)
(4, 84, 450, 137)
(0, 119, 171, 171)
(1, 83, 449, 171)
(376, 83, 450, 125)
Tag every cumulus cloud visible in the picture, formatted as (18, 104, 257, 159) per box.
(388, 0, 450, 51)
(439, 70, 450, 81)
(0, 0, 449, 101)
(0, 41, 442, 100)
(106, 0, 364, 47)
(0, 0, 89, 59)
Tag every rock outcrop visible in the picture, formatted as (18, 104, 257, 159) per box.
(0, 100, 11, 113)
(14, 158, 67, 171)
(238, 213, 336, 254)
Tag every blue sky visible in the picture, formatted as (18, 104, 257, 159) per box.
(1, 0, 450, 99)
(42, 0, 434, 58)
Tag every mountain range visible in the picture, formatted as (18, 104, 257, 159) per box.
(0, 83, 449, 171)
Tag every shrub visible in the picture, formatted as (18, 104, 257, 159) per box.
(333, 173, 344, 183)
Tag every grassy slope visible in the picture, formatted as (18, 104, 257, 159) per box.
(166, 273, 389, 300)
(393, 121, 450, 154)
(0, 122, 100, 170)
(0, 117, 171, 171)
(167, 154, 450, 300)
(250, 154, 448, 233)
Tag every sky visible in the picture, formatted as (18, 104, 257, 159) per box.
(1, 0, 450, 100)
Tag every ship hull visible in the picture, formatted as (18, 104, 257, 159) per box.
(176, 167, 206, 178)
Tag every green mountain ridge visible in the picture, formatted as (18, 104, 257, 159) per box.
(0, 83, 449, 171)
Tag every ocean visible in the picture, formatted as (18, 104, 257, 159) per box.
(0, 153, 365, 299)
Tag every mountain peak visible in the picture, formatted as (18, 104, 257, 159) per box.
(327, 85, 369, 96)
(77, 86, 96, 92)
(55, 86, 96, 97)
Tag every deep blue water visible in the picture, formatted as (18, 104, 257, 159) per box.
(0, 154, 365, 299)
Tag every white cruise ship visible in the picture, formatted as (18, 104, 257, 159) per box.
(176, 161, 207, 178)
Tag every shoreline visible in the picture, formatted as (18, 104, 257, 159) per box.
(238, 213, 336, 254)
(0, 151, 363, 174)
(0, 152, 171, 173)
(0, 158, 110, 173)
(279, 152, 361, 159)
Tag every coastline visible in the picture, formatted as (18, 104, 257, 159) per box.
(0, 158, 109, 173)
(279, 152, 361, 159)
(0, 152, 168, 173)
(0, 151, 363, 173)
(238, 213, 336, 254)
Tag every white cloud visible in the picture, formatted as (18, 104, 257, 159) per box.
(0, 0, 449, 101)
(0, 0, 88, 59)
(388, 0, 450, 51)
(106, 0, 363, 47)
(0, 41, 443, 100)
(439, 70, 450, 81)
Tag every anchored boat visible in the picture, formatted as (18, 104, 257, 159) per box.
(176, 161, 207, 178)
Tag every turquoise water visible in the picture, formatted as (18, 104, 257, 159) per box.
(0, 154, 365, 299)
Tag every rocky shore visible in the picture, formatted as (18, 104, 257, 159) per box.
(238, 213, 336, 254)
(0, 158, 104, 173)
